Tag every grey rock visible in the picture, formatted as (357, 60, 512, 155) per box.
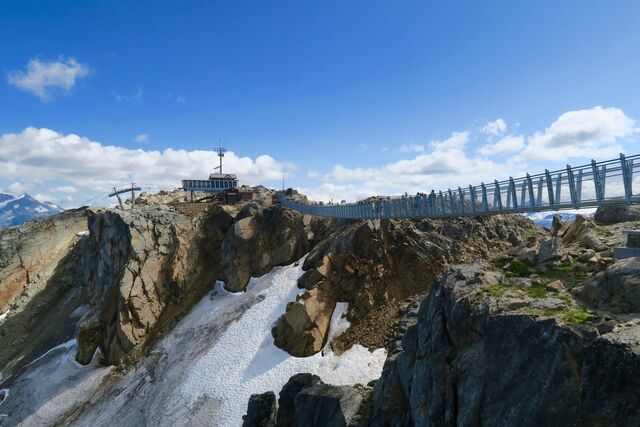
(574, 258, 640, 312)
(581, 231, 606, 251)
(538, 238, 566, 264)
(243, 392, 277, 427)
(371, 264, 640, 426)
(595, 204, 640, 224)
(529, 297, 568, 311)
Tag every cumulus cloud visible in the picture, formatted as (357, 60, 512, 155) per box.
(323, 131, 507, 198)
(0, 127, 295, 205)
(304, 107, 637, 202)
(9, 182, 32, 194)
(478, 135, 525, 156)
(7, 57, 90, 101)
(481, 118, 507, 136)
(134, 133, 150, 143)
(518, 106, 637, 161)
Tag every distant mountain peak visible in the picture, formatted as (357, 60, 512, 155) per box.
(0, 192, 64, 227)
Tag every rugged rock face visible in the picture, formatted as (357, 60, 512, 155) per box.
(220, 203, 331, 292)
(0, 209, 89, 379)
(594, 203, 640, 224)
(74, 203, 332, 365)
(574, 257, 640, 313)
(244, 373, 371, 427)
(370, 264, 640, 426)
(273, 215, 543, 357)
(243, 391, 278, 427)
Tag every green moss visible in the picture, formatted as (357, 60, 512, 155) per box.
(507, 259, 530, 278)
(524, 284, 548, 298)
(483, 284, 509, 297)
(560, 308, 593, 324)
(520, 306, 594, 325)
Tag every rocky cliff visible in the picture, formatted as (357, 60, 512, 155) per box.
(0, 209, 89, 381)
(74, 202, 331, 366)
(250, 210, 640, 427)
(272, 215, 543, 357)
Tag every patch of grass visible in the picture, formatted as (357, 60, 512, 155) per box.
(520, 307, 594, 325)
(540, 262, 588, 281)
(559, 307, 593, 324)
(507, 259, 530, 278)
(483, 284, 509, 298)
(524, 283, 548, 298)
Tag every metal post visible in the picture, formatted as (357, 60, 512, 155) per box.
(469, 185, 477, 214)
(591, 160, 603, 202)
(526, 174, 535, 208)
(536, 177, 543, 205)
(494, 180, 503, 210)
(448, 189, 455, 215)
(576, 169, 583, 203)
(458, 187, 465, 214)
(621, 153, 633, 203)
(545, 169, 555, 207)
(566, 165, 577, 208)
(509, 177, 518, 211)
(481, 183, 488, 212)
(439, 191, 445, 215)
(520, 180, 526, 209)
(555, 173, 562, 206)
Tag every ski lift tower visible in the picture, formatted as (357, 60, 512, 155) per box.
(214, 146, 226, 174)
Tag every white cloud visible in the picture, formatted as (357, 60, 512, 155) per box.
(478, 134, 525, 156)
(134, 133, 150, 143)
(176, 95, 186, 104)
(54, 186, 78, 193)
(481, 118, 507, 136)
(301, 107, 638, 202)
(0, 128, 296, 205)
(399, 144, 424, 153)
(7, 57, 90, 101)
(34, 193, 58, 203)
(9, 181, 32, 194)
(307, 170, 320, 179)
(518, 106, 637, 161)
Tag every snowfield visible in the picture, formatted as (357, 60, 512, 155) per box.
(1, 257, 387, 426)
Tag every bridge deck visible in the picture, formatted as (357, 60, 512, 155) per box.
(279, 154, 640, 220)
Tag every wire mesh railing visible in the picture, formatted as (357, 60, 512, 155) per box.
(279, 153, 640, 219)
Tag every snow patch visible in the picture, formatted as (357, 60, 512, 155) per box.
(176, 258, 386, 425)
(0, 310, 9, 323)
(523, 208, 596, 228)
(70, 257, 386, 426)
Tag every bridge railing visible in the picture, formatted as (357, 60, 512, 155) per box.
(279, 153, 640, 219)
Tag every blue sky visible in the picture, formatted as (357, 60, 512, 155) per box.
(1, 1, 639, 205)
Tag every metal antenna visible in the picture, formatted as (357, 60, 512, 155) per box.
(214, 145, 226, 174)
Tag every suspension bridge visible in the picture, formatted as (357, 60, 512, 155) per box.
(279, 153, 640, 220)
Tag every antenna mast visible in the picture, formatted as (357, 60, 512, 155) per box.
(214, 145, 226, 174)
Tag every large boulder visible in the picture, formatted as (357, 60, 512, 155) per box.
(220, 204, 329, 292)
(595, 204, 640, 224)
(243, 392, 277, 427)
(573, 257, 640, 312)
(272, 287, 336, 357)
(537, 238, 566, 264)
(252, 373, 370, 427)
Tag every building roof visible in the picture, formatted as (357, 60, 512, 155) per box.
(208, 173, 238, 180)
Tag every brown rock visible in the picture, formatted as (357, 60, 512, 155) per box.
(547, 280, 565, 293)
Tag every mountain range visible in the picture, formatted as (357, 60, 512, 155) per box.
(0, 193, 64, 227)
